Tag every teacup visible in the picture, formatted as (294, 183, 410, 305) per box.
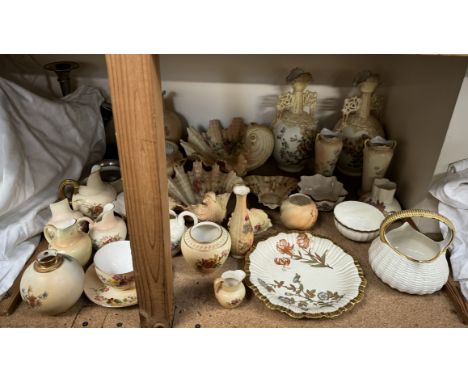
(94, 240, 135, 290)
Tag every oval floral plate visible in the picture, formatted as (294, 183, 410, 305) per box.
(246, 232, 366, 318)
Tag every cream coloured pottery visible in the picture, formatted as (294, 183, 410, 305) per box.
(47, 198, 83, 226)
(20, 250, 84, 315)
(170, 210, 198, 256)
(314, 128, 343, 176)
(114, 192, 126, 218)
(298, 174, 348, 212)
(166, 140, 183, 177)
(214, 270, 246, 309)
(280, 193, 318, 230)
(94, 240, 134, 290)
(244, 175, 298, 209)
(361, 136, 396, 193)
(369, 210, 455, 295)
(84, 264, 137, 308)
(181, 221, 231, 273)
(360, 178, 401, 215)
(334, 201, 384, 242)
(228, 185, 254, 260)
(44, 218, 92, 266)
(247, 232, 366, 318)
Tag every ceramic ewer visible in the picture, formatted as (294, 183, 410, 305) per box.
(280, 193, 318, 230)
(166, 140, 184, 177)
(246, 232, 366, 318)
(272, 68, 319, 172)
(214, 270, 246, 309)
(368, 210, 455, 295)
(361, 136, 396, 193)
(44, 218, 92, 266)
(20, 249, 84, 315)
(244, 175, 298, 209)
(314, 128, 343, 176)
(334, 201, 385, 242)
(169, 210, 198, 256)
(58, 164, 117, 219)
(228, 185, 254, 259)
(181, 221, 231, 273)
(360, 178, 401, 215)
(335, 72, 385, 176)
(47, 198, 83, 226)
(78, 203, 127, 249)
(168, 161, 243, 223)
(298, 174, 348, 212)
(180, 118, 274, 176)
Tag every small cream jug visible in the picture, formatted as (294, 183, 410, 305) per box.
(214, 270, 246, 309)
(44, 218, 92, 267)
(169, 210, 198, 256)
(47, 198, 83, 226)
(368, 209, 455, 295)
(58, 165, 117, 219)
(79, 203, 127, 249)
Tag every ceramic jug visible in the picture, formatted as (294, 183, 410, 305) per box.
(214, 270, 246, 309)
(360, 178, 401, 215)
(44, 218, 92, 267)
(228, 185, 254, 259)
(181, 221, 231, 273)
(314, 128, 343, 176)
(58, 164, 117, 219)
(47, 198, 83, 226)
(335, 73, 386, 176)
(169, 209, 198, 256)
(368, 210, 455, 295)
(280, 193, 318, 230)
(79, 203, 127, 249)
(361, 136, 396, 193)
(272, 68, 319, 172)
(20, 249, 84, 315)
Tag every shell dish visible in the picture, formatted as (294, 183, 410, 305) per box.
(180, 118, 274, 176)
(244, 175, 298, 209)
(168, 161, 243, 223)
(298, 174, 348, 211)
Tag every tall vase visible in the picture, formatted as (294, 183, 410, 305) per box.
(335, 73, 385, 176)
(361, 137, 397, 193)
(228, 185, 254, 259)
(272, 68, 319, 172)
(314, 128, 343, 176)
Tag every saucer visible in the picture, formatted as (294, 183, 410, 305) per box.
(84, 264, 138, 308)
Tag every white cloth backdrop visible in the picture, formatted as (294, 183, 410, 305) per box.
(0, 78, 106, 297)
(430, 158, 468, 300)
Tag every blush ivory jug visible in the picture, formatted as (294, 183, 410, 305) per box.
(368, 210, 455, 295)
(58, 165, 117, 219)
(169, 210, 198, 256)
(47, 198, 83, 226)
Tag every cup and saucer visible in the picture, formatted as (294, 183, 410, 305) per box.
(84, 241, 138, 308)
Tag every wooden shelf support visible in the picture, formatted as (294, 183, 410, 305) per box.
(106, 54, 174, 328)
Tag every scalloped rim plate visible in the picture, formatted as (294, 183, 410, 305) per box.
(245, 232, 366, 319)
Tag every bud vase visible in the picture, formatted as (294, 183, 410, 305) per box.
(228, 185, 254, 259)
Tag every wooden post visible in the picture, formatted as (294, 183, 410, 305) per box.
(106, 55, 174, 327)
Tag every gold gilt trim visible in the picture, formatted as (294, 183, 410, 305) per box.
(244, 231, 367, 319)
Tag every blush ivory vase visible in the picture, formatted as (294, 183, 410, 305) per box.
(44, 218, 92, 267)
(20, 249, 85, 315)
(360, 178, 401, 215)
(272, 68, 319, 172)
(78, 203, 127, 249)
(314, 128, 343, 176)
(228, 185, 254, 259)
(213, 270, 246, 309)
(58, 164, 117, 220)
(361, 137, 396, 193)
(335, 73, 385, 176)
(47, 198, 83, 226)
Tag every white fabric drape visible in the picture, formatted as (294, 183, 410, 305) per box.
(0, 78, 105, 297)
(430, 158, 468, 300)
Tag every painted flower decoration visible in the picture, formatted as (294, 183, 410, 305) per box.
(274, 257, 291, 267)
(276, 239, 294, 256)
(296, 233, 310, 249)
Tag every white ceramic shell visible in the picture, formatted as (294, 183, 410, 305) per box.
(298, 174, 348, 211)
(369, 223, 450, 294)
(247, 232, 365, 318)
(244, 175, 298, 209)
(20, 250, 84, 315)
(334, 201, 384, 242)
(168, 161, 243, 223)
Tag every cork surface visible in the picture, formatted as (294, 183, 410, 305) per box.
(0, 211, 464, 328)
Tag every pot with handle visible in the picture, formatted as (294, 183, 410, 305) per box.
(368, 209, 455, 295)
